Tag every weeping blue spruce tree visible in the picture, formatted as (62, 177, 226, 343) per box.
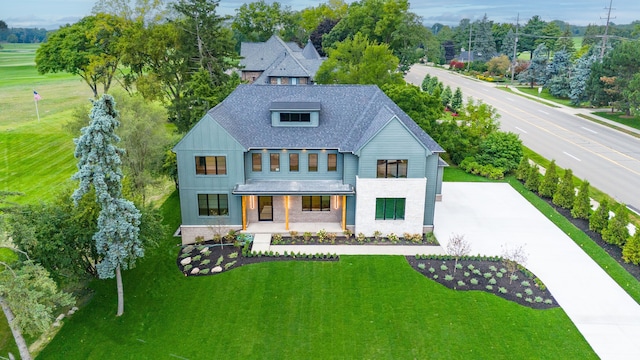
(71, 94, 143, 317)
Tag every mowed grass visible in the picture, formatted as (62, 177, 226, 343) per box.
(36, 192, 596, 359)
(0, 44, 95, 204)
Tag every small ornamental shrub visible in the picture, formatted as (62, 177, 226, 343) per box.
(463, 272, 470, 277)
(455, 263, 463, 270)
(499, 268, 507, 273)
(572, 179, 591, 219)
(498, 287, 507, 294)
(215, 255, 224, 266)
(303, 232, 312, 241)
(521, 280, 530, 287)
(272, 233, 283, 244)
(342, 229, 353, 238)
(387, 233, 399, 243)
(445, 275, 454, 281)
(470, 278, 479, 285)
(488, 278, 497, 285)
(602, 203, 630, 246)
(289, 231, 299, 241)
(228, 252, 238, 259)
(202, 249, 211, 256)
(538, 160, 558, 198)
(418, 263, 426, 270)
(524, 164, 541, 191)
(544, 299, 553, 304)
(327, 232, 337, 244)
(317, 229, 328, 242)
(483, 272, 493, 279)
(183, 264, 193, 271)
(516, 155, 531, 180)
(357, 232, 367, 243)
(473, 269, 482, 275)
(433, 275, 439, 279)
(192, 255, 201, 262)
(457, 281, 466, 287)
(495, 272, 503, 278)
(485, 285, 493, 291)
(525, 288, 534, 296)
(488, 265, 497, 272)
(200, 268, 210, 274)
(467, 264, 475, 271)
(179, 252, 191, 258)
(589, 199, 610, 234)
(373, 230, 383, 241)
(525, 298, 533, 303)
(510, 274, 518, 282)
(194, 236, 205, 245)
(428, 267, 436, 273)
(516, 293, 523, 298)
(623, 231, 640, 265)
(534, 296, 543, 303)
(224, 261, 237, 269)
(552, 169, 575, 209)
(440, 264, 449, 271)
(201, 259, 210, 266)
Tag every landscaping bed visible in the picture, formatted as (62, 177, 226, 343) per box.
(406, 256, 557, 310)
(271, 231, 439, 246)
(177, 242, 339, 276)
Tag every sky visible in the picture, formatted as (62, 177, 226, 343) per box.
(2, 0, 639, 30)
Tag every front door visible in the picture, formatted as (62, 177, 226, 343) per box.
(258, 196, 273, 221)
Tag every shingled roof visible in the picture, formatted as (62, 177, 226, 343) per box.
(239, 35, 324, 84)
(176, 84, 443, 155)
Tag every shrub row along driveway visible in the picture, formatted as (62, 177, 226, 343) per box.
(434, 182, 640, 359)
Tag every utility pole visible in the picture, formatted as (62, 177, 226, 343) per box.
(600, 0, 614, 60)
(510, 13, 519, 84)
(467, 23, 472, 70)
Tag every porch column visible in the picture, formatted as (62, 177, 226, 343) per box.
(285, 195, 290, 231)
(341, 195, 346, 231)
(242, 196, 247, 231)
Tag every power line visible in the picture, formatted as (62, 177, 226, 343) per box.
(600, 0, 615, 60)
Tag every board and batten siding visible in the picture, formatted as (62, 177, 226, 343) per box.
(245, 149, 343, 181)
(342, 154, 359, 226)
(174, 115, 246, 227)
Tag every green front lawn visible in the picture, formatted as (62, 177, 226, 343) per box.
(594, 111, 640, 131)
(36, 192, 596, 359)
(513, 86, 572, 107)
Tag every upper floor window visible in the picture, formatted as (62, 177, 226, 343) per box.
(375, 198, 405, 220)
(289, 153, 299, 172)
(252, 153, 262, 172)
(327, 154, 337, 172)
(302, 196, 330, 211)
(377, 159, 407, 178)
(280, 113, 311, 122)
(270, 153, 280, 172)
(195, 156, 226, 175)
(198, 194, 229, 216)
(308, 153, 318, 172)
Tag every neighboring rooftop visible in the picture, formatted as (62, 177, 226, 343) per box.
(176, 84, 443, 155)
(239, 35, 324, 84)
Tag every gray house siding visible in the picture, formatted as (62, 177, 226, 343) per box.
(342, 154, 358, 225)
(357, 118, 429, 178)
(174, 116, 246, 226)
(423, 154, 439, 226)
(245, 150, 343, 181)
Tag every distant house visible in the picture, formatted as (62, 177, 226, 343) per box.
(173, 84, 446, 244)
(239, 35, 324, 85)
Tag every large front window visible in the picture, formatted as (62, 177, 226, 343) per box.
(327, 154, 337, 172)
(308, 153, 318, 172)
(195, 156, 226, 175)
(375, 198, 405, 220)
(302, 196, 330, 211)
(198, 194, 229, 216)
(377, 159, 407, 178)
(270, 153, 280, 172)
(252, 153, 262, 172)
(289, 153, 299, 172)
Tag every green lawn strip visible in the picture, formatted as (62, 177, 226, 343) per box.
(497, 86, 561, 108)
(36, 192, 595, 359)
(593, 111, 640, 131)
(506, 176, 640, 304)
(443, 166, 493, 182)
(515, 86, 572, 107)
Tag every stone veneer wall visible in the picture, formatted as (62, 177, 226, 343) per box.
(354, 176, 427, 237)
(180, 225, 242, 245)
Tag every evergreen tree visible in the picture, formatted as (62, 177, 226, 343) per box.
(473, 14, 496, 62)
(517, 43, 548, 88)
(451, 87, 463, 112)
(589, 199, 610, 234)
(622, 231, 640, 265)
(524, 164, 541, 191)
(515, 154, 531, 180)
(538, 160, 558, 198)
(421, 73, 431, 92)
(555, 29, 575, 56)
(441, 85, 452, 109)
(552, 168, 575, 209)
(546, 50, 572, 98)
(571, 179, 591, 219)
(569, 51, 597, 106)
(602, 203, 630, 246)
(427, 76, 440, 95)
(500, 28, 517, 60)
(71, 95, 143, 317)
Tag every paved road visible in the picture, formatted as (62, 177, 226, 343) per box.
(406, 65, 640, 213)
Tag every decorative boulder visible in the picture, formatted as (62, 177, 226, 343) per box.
(200, 247, 209, 254)
(190, 267, 200, 275)
(212, 266, 223, 273)
(180, 257, 192, 266)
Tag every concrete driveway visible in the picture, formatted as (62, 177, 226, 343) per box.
(434, 182, 640, 359)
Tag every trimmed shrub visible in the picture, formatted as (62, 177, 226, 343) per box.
(571, 179, 591, 219)
(538, 160, 558, 198)
(623, 231, 640, 265)
(589, 199, 610, 234)
(515, 155, 531, 180)
(524, 164, 541, 191)
(552, 169, 575, 209)
(602, 203, 630, 246)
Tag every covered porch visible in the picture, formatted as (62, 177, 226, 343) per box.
(232, 179, 354, 233)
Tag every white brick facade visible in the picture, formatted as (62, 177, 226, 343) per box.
(354, 176, 427, 237)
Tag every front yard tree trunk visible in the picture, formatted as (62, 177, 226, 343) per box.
(116, 265, 124, 317)
(0, 296, 32, 360)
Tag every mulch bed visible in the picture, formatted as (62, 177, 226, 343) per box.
(405, 257, 557, 309)
(272, 235, 438, 246)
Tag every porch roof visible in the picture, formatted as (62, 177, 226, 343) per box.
(232, 179, 354, 195)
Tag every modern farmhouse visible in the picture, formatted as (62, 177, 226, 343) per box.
(174, 84, 445, 244)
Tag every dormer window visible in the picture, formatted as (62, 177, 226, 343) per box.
(270, 101, 320, 127)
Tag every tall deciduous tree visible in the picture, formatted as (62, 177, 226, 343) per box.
(72, 95, 143, 317)
(92, 0, 168, 23)
(315, 33, 403, 87)
(382, 83, 442, 134)
(36, 14, 130, 98)
(0, 251, 74, 360)
(232, 0, 296, 43)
